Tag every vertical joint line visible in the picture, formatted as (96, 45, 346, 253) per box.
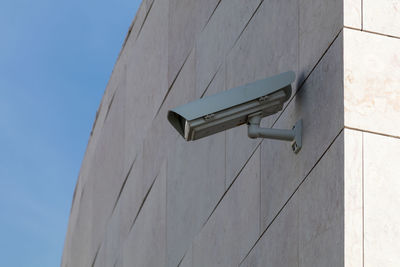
(361, 0, 364, 30)
(362, 132, 365, 267)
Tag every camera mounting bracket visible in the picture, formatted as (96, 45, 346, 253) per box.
(247, 113, 302, 154)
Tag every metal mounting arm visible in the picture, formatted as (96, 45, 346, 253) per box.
(247, 114, 302, 154)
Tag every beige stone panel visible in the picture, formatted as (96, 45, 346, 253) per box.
(364, 133, 400, 266)
(261, 33, 344, 231)
(168, 0, 220, 87)
(344, 0, 362, 29)
(298, 132, 344, 267)
(364, 0, 400, 37)
(300, 0, 343, 79)
(344, 29, 400, 138)
(240, 198, 298, 267)
(195, 0, 261, 96)
(192, 148, 260, 267)
(344, 129, 363, 267)
(120, 161, 167, 267)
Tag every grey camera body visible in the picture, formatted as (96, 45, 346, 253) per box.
(168, 71, 295, 141)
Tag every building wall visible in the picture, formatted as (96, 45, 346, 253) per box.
(61, 0, 400, 266)
(344, 1, 400, 265)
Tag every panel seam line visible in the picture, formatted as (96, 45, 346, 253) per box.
(362, 132, 365, 267)
(344, 126, 400, 140)
(344, 25, 400, 40)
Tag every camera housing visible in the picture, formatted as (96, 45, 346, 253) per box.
(168, 71, 295, 141)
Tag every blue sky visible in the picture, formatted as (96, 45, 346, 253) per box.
(0, 0, 141, 265)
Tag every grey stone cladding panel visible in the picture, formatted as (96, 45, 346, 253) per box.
(168, 0, 220, 87)
(165, 53, 227, 267)
(166, 131, 225, 267)
(241, 132, 344, 266)
(62, 176, 85, 266)
(124, 0, 155, 47)
(195, 0, 261, 97)
(226, 0, 299, 91)
(192, 148, 260, 267)
(88, 85, 127, 263)
(179, 244, 193, 267)
(94, 151, 145, 267)
(299, 0, 343, 80)
(120, 161, 167, 267)
(240, 195, 298, 267)
(298, 133, 344, 267)
(65, 182, 95, 267)
(143, 50, 197, 196)
(225, 0, 298, 188)
(124, 0, 169, 172)
(260, 32, 344, 231)
(196, 56, 226, 99)
(69, 44, 147, 266)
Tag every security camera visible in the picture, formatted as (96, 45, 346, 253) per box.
(167, 71, 302, 153)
